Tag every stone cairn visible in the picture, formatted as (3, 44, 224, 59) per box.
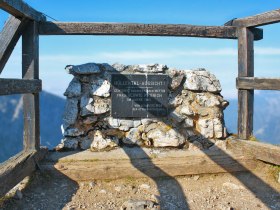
(56, 63, 229, 151)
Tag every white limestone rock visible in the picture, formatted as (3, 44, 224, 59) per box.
(55, 143, 64, 151)
(195, 93, 221, 107)
(133, 120, 142, 127)
(65, 63, 101, 75)
(139, 184, 151, 189)
(213, 118, 224, 138)
(147, 128, 185, 147)
(91, 79, 111, 97)
(119, 126, 130, 131)
(86, 98, 94, 113)
(169, 73, 185, 90)
(144, 123, 159, 133)
(94, 99, 110, 114)
(198, 119, 214, 138)
(80, 95, 93, 117)
(180, 106, 194, 116)
(119, 119, 134, 131)
(108, 117, 120, 128)
(86, 98, 110, 114)
(64, 77, 81, 98)
(167, 69, 185, 91)
(169, 110, 185, 123)
(60, 125, 65, 135)
(169, 95, 183, 107)
(62, 98, 78, 129)
(123, 128, 142, 145)
(222, 182, 245, 190)
(112, 63, 127, 72)
(184, 69, 222, 93)
(90, 131, 119, 151)
(132, 63, 167, 73)
(141, 118, 157, 126)
(120, 199, 159, 210)
(184, 117, 194, 128)
(109, 118, 140, 129)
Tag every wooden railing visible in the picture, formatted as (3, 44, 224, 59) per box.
(224, 10, 280, 139)
(0, 0, 45, 198)
(0, 0, 279, 198)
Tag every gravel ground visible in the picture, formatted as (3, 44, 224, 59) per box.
(1, 162, 279, 210)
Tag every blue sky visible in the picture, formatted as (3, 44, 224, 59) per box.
(0, 1, 280, 99)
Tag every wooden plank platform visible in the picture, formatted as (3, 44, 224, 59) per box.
(228, 140, 280, 166)
(0, 148, 48, 198)
(41, 144, 257, 181)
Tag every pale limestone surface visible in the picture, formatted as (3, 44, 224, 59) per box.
(58, 63, 229, 151)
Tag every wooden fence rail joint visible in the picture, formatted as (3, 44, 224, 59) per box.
(0, 0, 46, 22)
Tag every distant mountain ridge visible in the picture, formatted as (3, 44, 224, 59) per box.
(0, 91, 65, 163)
(224, 91, 280, 145)
(0, 91, 279, 163)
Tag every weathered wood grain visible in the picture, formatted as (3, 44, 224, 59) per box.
(0, 0, 45, 22)
(228, 140, 280, 166)
(38, 22, 263, 40)
(0, 16, 27, 74)
(41, 147, 257, 181)
(22, 21, 40, 151)
(237, 28, 254, 140)
(237, 77, 280, 90)
(225, 9, 280, 27)
(0, 148, 48, 198)
(0, 78, 41, 95)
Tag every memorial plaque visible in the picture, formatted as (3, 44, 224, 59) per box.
(111, 74, 168, 118)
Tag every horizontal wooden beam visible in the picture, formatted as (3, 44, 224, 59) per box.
(237, 77, 280, 90)
(0, 148, 48, 198)
(41, 147, 256, 181)
(228, 140, 280, 166)
(0, 16, 27, 74)
(0, 78, 42, 95)
(225, 9, 280, 27)
(0, 0, 45, 22)
(39, 22, 263, 40)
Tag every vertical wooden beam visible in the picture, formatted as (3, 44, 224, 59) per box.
(237, 28, 254, 139)
(22, 20, 40, 151)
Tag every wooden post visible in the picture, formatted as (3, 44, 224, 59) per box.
(22, 20, 40, 151)
(237, 27, 254, 139)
